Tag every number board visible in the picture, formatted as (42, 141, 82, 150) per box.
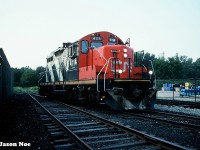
(91, 36, 103, 41)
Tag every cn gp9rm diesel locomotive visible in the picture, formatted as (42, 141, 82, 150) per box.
(39, 31, 157, 110)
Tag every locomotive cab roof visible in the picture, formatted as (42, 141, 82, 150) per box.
(79, 31, 125, 45)
(46, 31, 126, 60)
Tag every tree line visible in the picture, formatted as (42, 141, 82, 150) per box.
(13, 66, 45, 87)
(143, 53, 200, 79)
(13, 53, 200, 87)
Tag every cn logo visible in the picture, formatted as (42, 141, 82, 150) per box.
(111, 61, 132, 73)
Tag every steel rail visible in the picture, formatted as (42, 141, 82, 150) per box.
(124, 112, 200, 131)
(143, 109, 200, 122)
(62, 103, 186, 150)
(29, 94, 92, 150)
(156, 99, 200, 109)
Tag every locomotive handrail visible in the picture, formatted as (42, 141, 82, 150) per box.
(38, 71, 47, 85)
(149, 60, 157, 88)
(104, 57, 114, 91)
(95, 49, 115, 92)
(96, 59, 108, 92)
(95, 48, 108, 92)
(143, 59, 156, 88)
(38, 67, 65, 84)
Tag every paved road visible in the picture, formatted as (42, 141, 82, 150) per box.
(157, 91, 200, 102)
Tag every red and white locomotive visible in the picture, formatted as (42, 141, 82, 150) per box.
(39, 31, 156, 110)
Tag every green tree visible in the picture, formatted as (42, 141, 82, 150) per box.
(36, 66, 46, 83)
(167, 54, 182, 79)
(144, 52, 156, 60)
(180, 56, 194, 78)
(13, 68, 21, 86)
(36, 66, 46, 77)
(154, 57, 169, 79)
(20, 67, 37, 87)
(13, 67, 25, 86)
(194, 58, 200, 78)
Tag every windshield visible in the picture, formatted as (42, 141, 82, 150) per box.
(91, 42, 103, 48)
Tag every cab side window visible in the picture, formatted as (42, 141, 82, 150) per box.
(81, 40, 88, 53)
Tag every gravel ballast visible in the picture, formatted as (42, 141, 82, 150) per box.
(1, 94, 200, 149)
(78, 105, 200, 149)
(0, 94, 53, 149)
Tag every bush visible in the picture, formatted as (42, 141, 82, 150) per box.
(14, 86, 39, 94)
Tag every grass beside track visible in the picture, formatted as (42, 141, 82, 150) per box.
(14, 86, 39, 94)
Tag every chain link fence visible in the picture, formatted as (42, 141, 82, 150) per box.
(155, 79, 200, 102)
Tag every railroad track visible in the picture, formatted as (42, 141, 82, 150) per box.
(30, 95, 91, 150)
(156, 99, 200, 109)
(29, 94, 186, 150)
(123, 110, 200, 131)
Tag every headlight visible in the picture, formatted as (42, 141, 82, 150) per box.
(119, 69, 123, 74)
(123, 49, 127, 52)
(149, 70, 153, 75)
(123, 54, 127, 58)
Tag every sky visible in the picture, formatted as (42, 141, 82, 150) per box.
(0, 0, 200, 69)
